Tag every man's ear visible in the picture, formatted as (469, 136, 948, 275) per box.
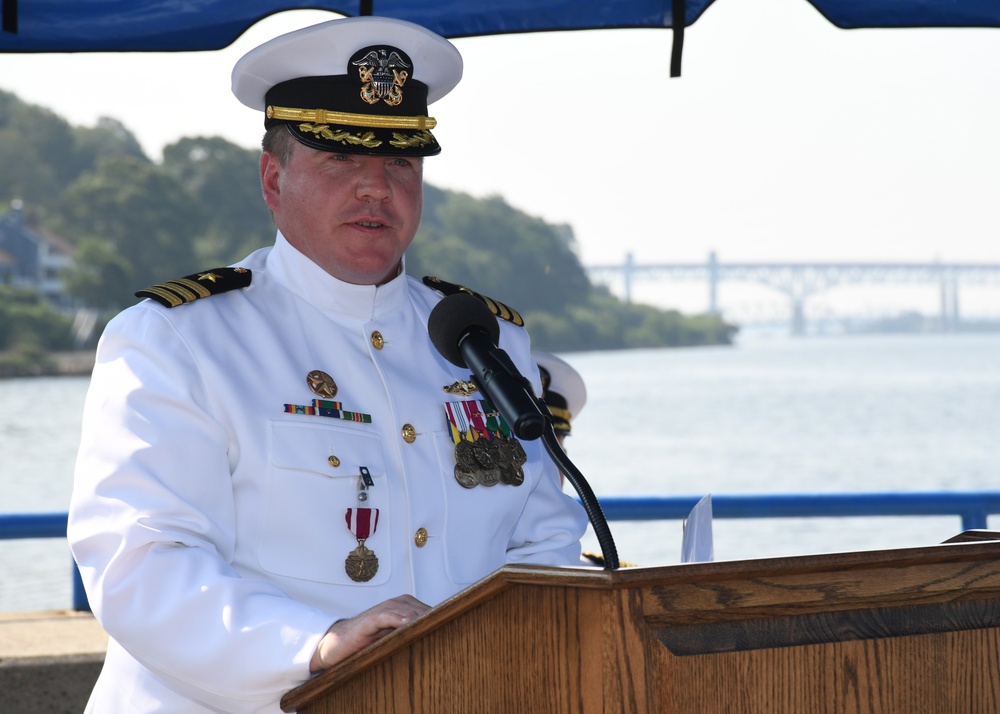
(260, 152, 281, 212)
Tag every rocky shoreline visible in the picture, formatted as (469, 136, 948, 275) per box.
(0, 351, 95, 379)
(51, 351, 96, 376)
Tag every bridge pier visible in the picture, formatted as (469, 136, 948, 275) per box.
(791, 298, 806, 336)
(939, 274, 960, 331)
(708, 251, 719, 315)
(623, 251, 634, 303)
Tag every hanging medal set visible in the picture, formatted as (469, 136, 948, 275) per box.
(445, 398, 527, 489)
(344, 466, 380, 582)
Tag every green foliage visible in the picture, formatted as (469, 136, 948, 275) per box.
(72, 117, 147, 167)
(55, 155, 205, 297)
(61, 238, 136, 310)
(522, 294, 737, 353)
(161, 137, 274, 264)
(0, 342, 57, 378)
(0, 286, 74, 351)
(410, 187, 591, 313)
(0, 89, 737, 352)
(0, 91, 143, 215)
(0, 91, 76, 209)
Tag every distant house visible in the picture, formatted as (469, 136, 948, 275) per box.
(0, 200, 76, 309)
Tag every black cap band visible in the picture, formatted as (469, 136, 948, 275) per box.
(261, 44, 441, 156)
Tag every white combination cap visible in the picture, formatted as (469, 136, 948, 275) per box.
(533, 351, 588, 434)
(232, 16, 463, 156)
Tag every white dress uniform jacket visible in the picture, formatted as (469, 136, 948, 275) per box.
(68, 232, 588, 713)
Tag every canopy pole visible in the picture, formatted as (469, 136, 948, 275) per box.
(360, 0, 373, 16)
(671, 0, 685, 77)
(2, 0, 17, 34)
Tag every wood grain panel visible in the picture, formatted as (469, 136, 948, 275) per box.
(283, 540, 1000, 713)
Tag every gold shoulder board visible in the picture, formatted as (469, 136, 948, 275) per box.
(422, 276, 524, 327)
(136, 267, 252, 308)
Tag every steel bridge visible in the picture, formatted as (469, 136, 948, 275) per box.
(586, 253, 1000, 334)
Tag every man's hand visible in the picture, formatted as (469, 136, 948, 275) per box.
(310, 594, 430, 672)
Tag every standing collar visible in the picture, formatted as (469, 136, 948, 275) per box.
(265, 231, 408, 320)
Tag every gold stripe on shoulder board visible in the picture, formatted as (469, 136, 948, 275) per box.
(136, 267, 252, 308)
(422, 276, 524, 327)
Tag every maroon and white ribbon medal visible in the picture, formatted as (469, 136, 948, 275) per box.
(345, 467, 380, 582)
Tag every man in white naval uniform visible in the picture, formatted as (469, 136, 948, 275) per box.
(68, 16, 588, 713)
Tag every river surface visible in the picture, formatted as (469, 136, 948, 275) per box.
(1, 332, 998, 612)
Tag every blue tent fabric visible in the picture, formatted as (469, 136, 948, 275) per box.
(805, 0, 1000, 29)
(2, 0, 999, 53)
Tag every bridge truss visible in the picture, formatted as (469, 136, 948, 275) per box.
(586, 253, 1000, 334)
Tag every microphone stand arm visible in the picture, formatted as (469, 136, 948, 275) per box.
(540, 423, 620, 571)
(455, 325, 619, 570)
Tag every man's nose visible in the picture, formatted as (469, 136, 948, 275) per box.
(355, 160, 392, 201)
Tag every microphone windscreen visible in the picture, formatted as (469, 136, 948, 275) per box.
(427, 292, 501, 367)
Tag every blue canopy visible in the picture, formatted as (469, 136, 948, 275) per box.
(2, 1, 999, 53)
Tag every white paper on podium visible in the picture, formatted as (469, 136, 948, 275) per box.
(681, 494, 714, 563)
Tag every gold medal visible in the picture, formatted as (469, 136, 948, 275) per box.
(509, 439, 527, 466)
(345, 541, 379, 582)
(479, 468, 500, 487)
(472, 438, 496, 469)
(345, 504, 379, 581)
(474, 439, 500, 487)
(454, 439, 480, 488)
(454, 463, 479, 489)
(445, 400, 528, 489)
(496, 439, 516, 485)
(502, 438, 526, 486)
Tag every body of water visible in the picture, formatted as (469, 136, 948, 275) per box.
(2, 332, 998, 612)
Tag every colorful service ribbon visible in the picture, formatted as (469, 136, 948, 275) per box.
(283, 399, 372, 423)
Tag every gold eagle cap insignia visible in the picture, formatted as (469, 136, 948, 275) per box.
(352, 47, 411, 106)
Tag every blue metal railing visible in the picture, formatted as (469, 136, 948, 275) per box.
(0, 511, 90, 610)
(595, 491, 1000, 530)
(4, 490, 1000, 612)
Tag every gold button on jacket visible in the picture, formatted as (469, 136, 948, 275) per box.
(414, 527, 428, 547)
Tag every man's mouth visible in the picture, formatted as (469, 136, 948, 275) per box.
(356, 220, 384, 228)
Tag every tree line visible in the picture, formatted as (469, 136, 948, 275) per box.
(0, 89, 736, 356)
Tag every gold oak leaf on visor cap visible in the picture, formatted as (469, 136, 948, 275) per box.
(231, 16, 463, 157)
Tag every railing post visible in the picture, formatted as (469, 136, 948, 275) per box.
(72, 561, 91, 612)
(962, 509, 989, 531)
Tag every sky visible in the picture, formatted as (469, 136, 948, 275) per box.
(1, 0, 998, 317)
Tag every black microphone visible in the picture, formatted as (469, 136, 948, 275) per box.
(428, 292, 549, 440)
(428, 292, 620, 569)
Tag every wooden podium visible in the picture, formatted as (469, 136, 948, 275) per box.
(282, 534, 1000, 713)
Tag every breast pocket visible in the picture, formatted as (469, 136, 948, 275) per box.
(258, 420, 391, 585)
(433, 433, 532, 584)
